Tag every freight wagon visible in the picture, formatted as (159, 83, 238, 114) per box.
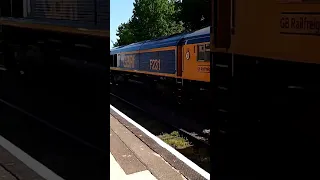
(210, 0, 320, 177)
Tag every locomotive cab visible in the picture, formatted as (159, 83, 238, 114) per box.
(182, 42, 210, 82)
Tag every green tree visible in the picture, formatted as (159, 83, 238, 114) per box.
(176, 0, 210, 32)
(114, 0, 184, 47)
(131, 0, 184, 42)
(113, 21, 136, 47)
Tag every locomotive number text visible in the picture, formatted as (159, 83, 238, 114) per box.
(150, 59, 161, 71)
(123, 55, 135, 68)
(198, 65, 210, 73)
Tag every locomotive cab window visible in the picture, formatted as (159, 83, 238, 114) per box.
(197, 44, 210, 61)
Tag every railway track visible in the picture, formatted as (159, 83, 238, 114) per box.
(110, 82, 211, 136)
(110, 92, 210, 145)
(110, 92, 211, 173)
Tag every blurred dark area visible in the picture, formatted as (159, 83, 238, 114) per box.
(0, 19, 109, 180)
(0, 39, 109, 179)
(0, 0, 109, 179)
(0, 38, 109, 150)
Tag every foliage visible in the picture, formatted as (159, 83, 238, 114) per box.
(113, 0, 211, 47)
(176, 0, 211, 32)
(131, 0, 184, 42)
(157, 131, 192, 149)
(113, 0, 184, 47)
(113, 21, 135, 47)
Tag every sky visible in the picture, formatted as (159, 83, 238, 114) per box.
(110, 0, 135, 49)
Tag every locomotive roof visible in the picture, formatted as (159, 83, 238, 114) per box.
(183, 26, 210, 44)
(110, 41, 147, 55)
(139, 33, 187, 51)
(110, 26, 210, 54)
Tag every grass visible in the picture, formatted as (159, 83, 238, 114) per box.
(157, 131, 192, 149)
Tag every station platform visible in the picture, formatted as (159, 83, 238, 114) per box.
(0, 136, 63, 180)
(110, 114, 184, 180)
(0, 104, 209, 180)
(110, 105, 210, 180)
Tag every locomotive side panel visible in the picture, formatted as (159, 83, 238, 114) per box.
(117, 53, 139, 70)
(158, 50, 176, 74)
(139, 48, 176, 75)
(229, 0, 320, 64)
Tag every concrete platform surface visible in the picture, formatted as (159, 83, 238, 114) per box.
(0, 165, 17, 180)
(110, 114, 187, 180)
(110, 153, 157, 180)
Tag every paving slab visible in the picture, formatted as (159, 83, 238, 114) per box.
(110, 153, 157, 180)
(0, 143, 44, 180)
(0, 136, 62, 180)
(0, 165, 17, 180)
(110, 129, 146, 174)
